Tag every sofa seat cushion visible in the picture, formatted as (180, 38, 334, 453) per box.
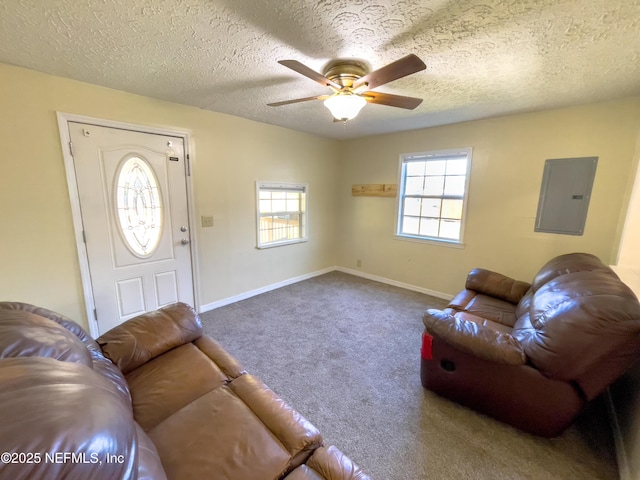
(126, 342, 237, 431)
(148, 385, 299, 480)
(448, 290, 518, 327)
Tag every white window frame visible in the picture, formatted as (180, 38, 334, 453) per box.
(395, 148, 472, 246)
(256, 181, 308, 249)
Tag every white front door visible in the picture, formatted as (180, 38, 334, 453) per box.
(68, 122, 194, 334)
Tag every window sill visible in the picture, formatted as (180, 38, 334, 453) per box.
(256, 238, 308, 249)
(394, 234, 465, 249)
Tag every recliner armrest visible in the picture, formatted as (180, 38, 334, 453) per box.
(98, 302, 202, 374)
(465, 268, 531, 304)
(423, 309, 526, 365)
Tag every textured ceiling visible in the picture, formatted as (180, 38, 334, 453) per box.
(0, 0, 639, 139)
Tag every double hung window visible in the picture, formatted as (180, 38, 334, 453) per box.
(396, 148, 471, 244)
(256, 182, 307, 248)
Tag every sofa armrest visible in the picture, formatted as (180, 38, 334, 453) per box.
(289, 445, 370, 480)
(423, 309, 526, 366)
(228, 374, 322, 462)
(97, 302, 202, 374)
(465, 268, 531, 304)
(135, 422, 167, 480)
(194, 336, 246, 379)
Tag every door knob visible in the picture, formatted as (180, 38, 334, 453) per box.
(180, 226, 188, 232)
(181, 238, 190, 245)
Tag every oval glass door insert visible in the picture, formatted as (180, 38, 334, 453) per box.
(115, 156, 163, 257)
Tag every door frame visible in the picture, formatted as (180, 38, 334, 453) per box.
(57, 112, 200, 338)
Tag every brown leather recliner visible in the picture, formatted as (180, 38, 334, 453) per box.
(0, 301, 370, 480)
(421, 252, 640, 437)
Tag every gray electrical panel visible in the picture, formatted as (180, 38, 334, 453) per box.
(534, 157, 598, 235)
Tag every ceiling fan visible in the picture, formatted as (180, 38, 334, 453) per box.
(267, 54, 427, 122)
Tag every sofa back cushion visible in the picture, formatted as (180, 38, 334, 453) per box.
(0, 302, 132, 405)
(0, 357, 137, 480)
(0, 301, 98, 347)
(98, 302, 202, 374)
(0, 309, 93, 367)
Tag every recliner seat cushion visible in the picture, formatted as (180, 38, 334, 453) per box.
(457, 293, 518, 326)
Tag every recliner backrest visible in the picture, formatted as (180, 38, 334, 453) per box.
(529, 252, 613, 293)
(512, 253, 640, 397)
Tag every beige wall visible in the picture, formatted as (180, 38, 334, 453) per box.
(337, 98, 640, 296)
(0, 62, 340, 330)
(609, 126, 640, 480)
(613, 129, 640, 295)
(2, 60, 640, 333)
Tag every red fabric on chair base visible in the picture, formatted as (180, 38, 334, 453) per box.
(421, 332, 433, 360)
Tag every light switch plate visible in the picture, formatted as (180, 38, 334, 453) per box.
(201, 216, 214, 228)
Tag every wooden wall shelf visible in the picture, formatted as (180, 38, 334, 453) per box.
(351, 184, 397, 197)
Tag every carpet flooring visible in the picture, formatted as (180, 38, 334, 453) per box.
(200, 271, 618, 480)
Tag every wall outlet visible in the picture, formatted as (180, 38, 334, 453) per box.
(356, 259, 362, 268)
(201, 216, 214, 228)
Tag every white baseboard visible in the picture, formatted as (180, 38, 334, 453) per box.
(199, 266, 453, 313)
(199, 267, 335, 312)
(334, 267, 453, 300)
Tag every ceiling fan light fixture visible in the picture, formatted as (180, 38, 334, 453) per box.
(324, 93, 367, 121)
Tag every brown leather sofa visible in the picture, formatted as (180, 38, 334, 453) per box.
(421, 252, 640, 437)
(0, 301, 370, 479)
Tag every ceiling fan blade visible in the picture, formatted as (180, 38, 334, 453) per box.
(353, 54, 426, 90)
(267, 95, 329, 107)
(363, 92, 423, 110)
(278, 60, 342, 90)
